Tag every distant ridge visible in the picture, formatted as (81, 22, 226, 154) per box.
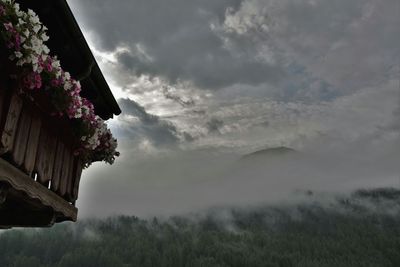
(352, 187, 400, 200)
(241, 146, 296, 160)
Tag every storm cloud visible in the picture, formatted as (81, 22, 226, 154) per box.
(70, 0, 399, 96)
(114, 98, 181, 146)
(68, 0, 286, 89)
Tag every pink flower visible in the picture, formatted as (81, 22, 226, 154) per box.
(34, 73, 42, 89)
(14, 33, 21, 50)
(3, 22, 13, 32)
(51, 78, 61, 87)
(45, 62, 52, 72)
(0, 2, 119, 165)
(23, 72, 42, 90)
(0, 5, 5, 16)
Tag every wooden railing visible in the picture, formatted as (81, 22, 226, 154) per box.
(0, 85, 83, 206)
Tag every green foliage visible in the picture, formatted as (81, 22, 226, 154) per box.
(0, 188, 399, 267)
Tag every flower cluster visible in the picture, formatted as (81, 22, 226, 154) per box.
(0, 0, 119, 167)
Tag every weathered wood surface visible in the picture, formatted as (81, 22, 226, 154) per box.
(0, 48, 87, 224)
(12, 105, 32, 166)
(65, 153, 76, 202)
(23, 111, 42, 175)
(0, 92, 84, 221)
(0, 93, 23, 154)
(35, 124, 57, 186)
(72, 158, 83, 202)
(0, 158, 77, 221)
(51, 140, 65, 193)
(59, 145, 72, 197)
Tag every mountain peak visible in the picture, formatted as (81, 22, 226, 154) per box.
(242, 146, 296, 160)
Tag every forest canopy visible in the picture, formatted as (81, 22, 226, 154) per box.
(1, 188, 399, 267)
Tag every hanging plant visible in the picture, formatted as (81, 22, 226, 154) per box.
(0, 0, 119, 167)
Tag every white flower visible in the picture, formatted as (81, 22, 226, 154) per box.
(13, 3, 20, 12)
(41, 54, 48, 61)
(16, 10, 24, 17)
(64, 81, 73, 91)
(52, 59, 61, 69)
(23, 29, 30, 38)
(42, 45, 50, 54)
(16, 59, 26, 66)
(33, 24, 41, 33)
(18, 18, 25, 26)
(64, 72, 71, 80)
(74, 109, 82, 118)
(31, 55, 38, 65)
(14, 51, 23, 58)
(41, 33, 49, 41)
(27, 9, 36, 17)
(56, 71, 62, 78)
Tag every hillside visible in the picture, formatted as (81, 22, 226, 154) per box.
(241, 147, 297, 161)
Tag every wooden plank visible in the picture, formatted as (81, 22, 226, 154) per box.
(51, 140, 65, 193)
(0, 93, 23, 154)
(59, 145, 72, 197)
(12, 105, 32, 167)
(23, 111, 42, 175)
(65, 153, 76, 202)
(35, 126, 57, 186)
(71, 158, 83, 202)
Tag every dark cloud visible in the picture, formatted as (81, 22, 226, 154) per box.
(258, 121, 270, 128)
(206, 118, 224, 134)
(217, 0, 400, 98)
(68, 0, 285, 90)
(116, 98, 180, 145)
(267, 0, 400, 92)
(69, 0, 399, 102)
(162, 86, 195, 107)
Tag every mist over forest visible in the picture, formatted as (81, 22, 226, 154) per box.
(1, 188, 400, 267)
(78, 143, 400, 218)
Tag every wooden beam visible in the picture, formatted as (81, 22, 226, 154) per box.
(0, 158, 77, 222)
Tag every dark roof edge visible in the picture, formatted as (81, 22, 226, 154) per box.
(56, 0, 121, 116)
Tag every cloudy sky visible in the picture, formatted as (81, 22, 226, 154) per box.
(66, 0, 400, 217)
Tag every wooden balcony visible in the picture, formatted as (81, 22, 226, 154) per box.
(0, 55, 82, 227)
(0, 0, 121, 228)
